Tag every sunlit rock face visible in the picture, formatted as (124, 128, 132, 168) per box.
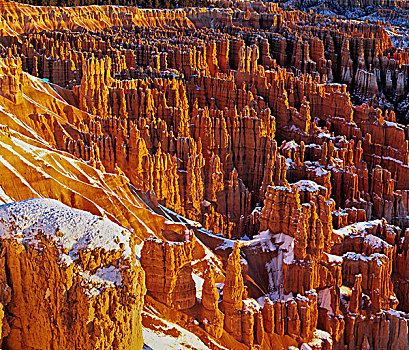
(1, 0, 409, 349)
(0, 198, 146, 349)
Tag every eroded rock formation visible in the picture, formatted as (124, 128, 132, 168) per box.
(0, 1, 408, 349)
(0, 199, 146, 349)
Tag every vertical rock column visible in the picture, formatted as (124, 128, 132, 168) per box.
(141, 234, 196, 310)
(223, 242, 245, 342)
(201, 263, 224, 339)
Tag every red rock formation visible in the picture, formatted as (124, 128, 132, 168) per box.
(0, 57, 24, 104)
(0, 199, 146, 349)
(140, 233, 196, 310)
(222, 242, 245, 341)
(201, 263, 224, 338)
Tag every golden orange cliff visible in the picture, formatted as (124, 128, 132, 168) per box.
(1, 0, 409, 349)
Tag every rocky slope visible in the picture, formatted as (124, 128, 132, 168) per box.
(0, 0, 409, 349)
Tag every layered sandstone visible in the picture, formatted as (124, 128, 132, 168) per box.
(141, 233, 196, 310)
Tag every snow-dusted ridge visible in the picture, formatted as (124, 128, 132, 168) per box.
(0, 198, 141, 295)
(0, 198, 133, 260)
(333, 219, 383, 239)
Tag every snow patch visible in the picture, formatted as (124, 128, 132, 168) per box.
(343, 252, 387, 266)
(333, 220, 383, 239)
(142, 311, 213, 350)
(294, 180, 323, 193)
(215, 238, 235, 251)
(0, 198, 136, 262)
(314, 166, 329, 177)
(318, 288, 333, 314)
(324, 252, 343, 264)
(81, 266, 123, 296)
(263, 231, 295, 301)
(0, 186, 13, 204)
(192, 273, 204, 299)
(0, 199, 140, 297)
(364, 234, 391, 250)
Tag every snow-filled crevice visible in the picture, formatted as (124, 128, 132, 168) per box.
(257, 230, 294, 301)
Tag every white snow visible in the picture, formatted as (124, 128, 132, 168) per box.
(364, 234, 391, 250)
(142, 310, 216, 350)
(324, 252, 343, 265)
(0, 198, 136, 262)
(215, 238, 235, 251)
(0, 198, 141, 296)
(343, 252, 387, 267)
(385, 28, 409, 48)
(263, 231, 295, 301)
(192, 273, 204, 299)
(294, 180, 323, 193)
(59, 254, 74, 266)
(159, 204, 201, 227)
(81, 265, 123, 294)
(0, 186, 13, 204)
(286, 157, 296, 169)
(279, 233, 295, 264)
(314, 166, 329, 177)
(333, 220, 383, 239)
(257, 295, 267, 307)
(314, 329, 333, 344)
(282, 140, 298, 151)
(251, 230, 294, 306)
(243, 298, 262, 311)
(386, 309, 409, 320)
(94, 266, 123, 285)
(251, 230, 277, 252)
(318, 288, 333, 314)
